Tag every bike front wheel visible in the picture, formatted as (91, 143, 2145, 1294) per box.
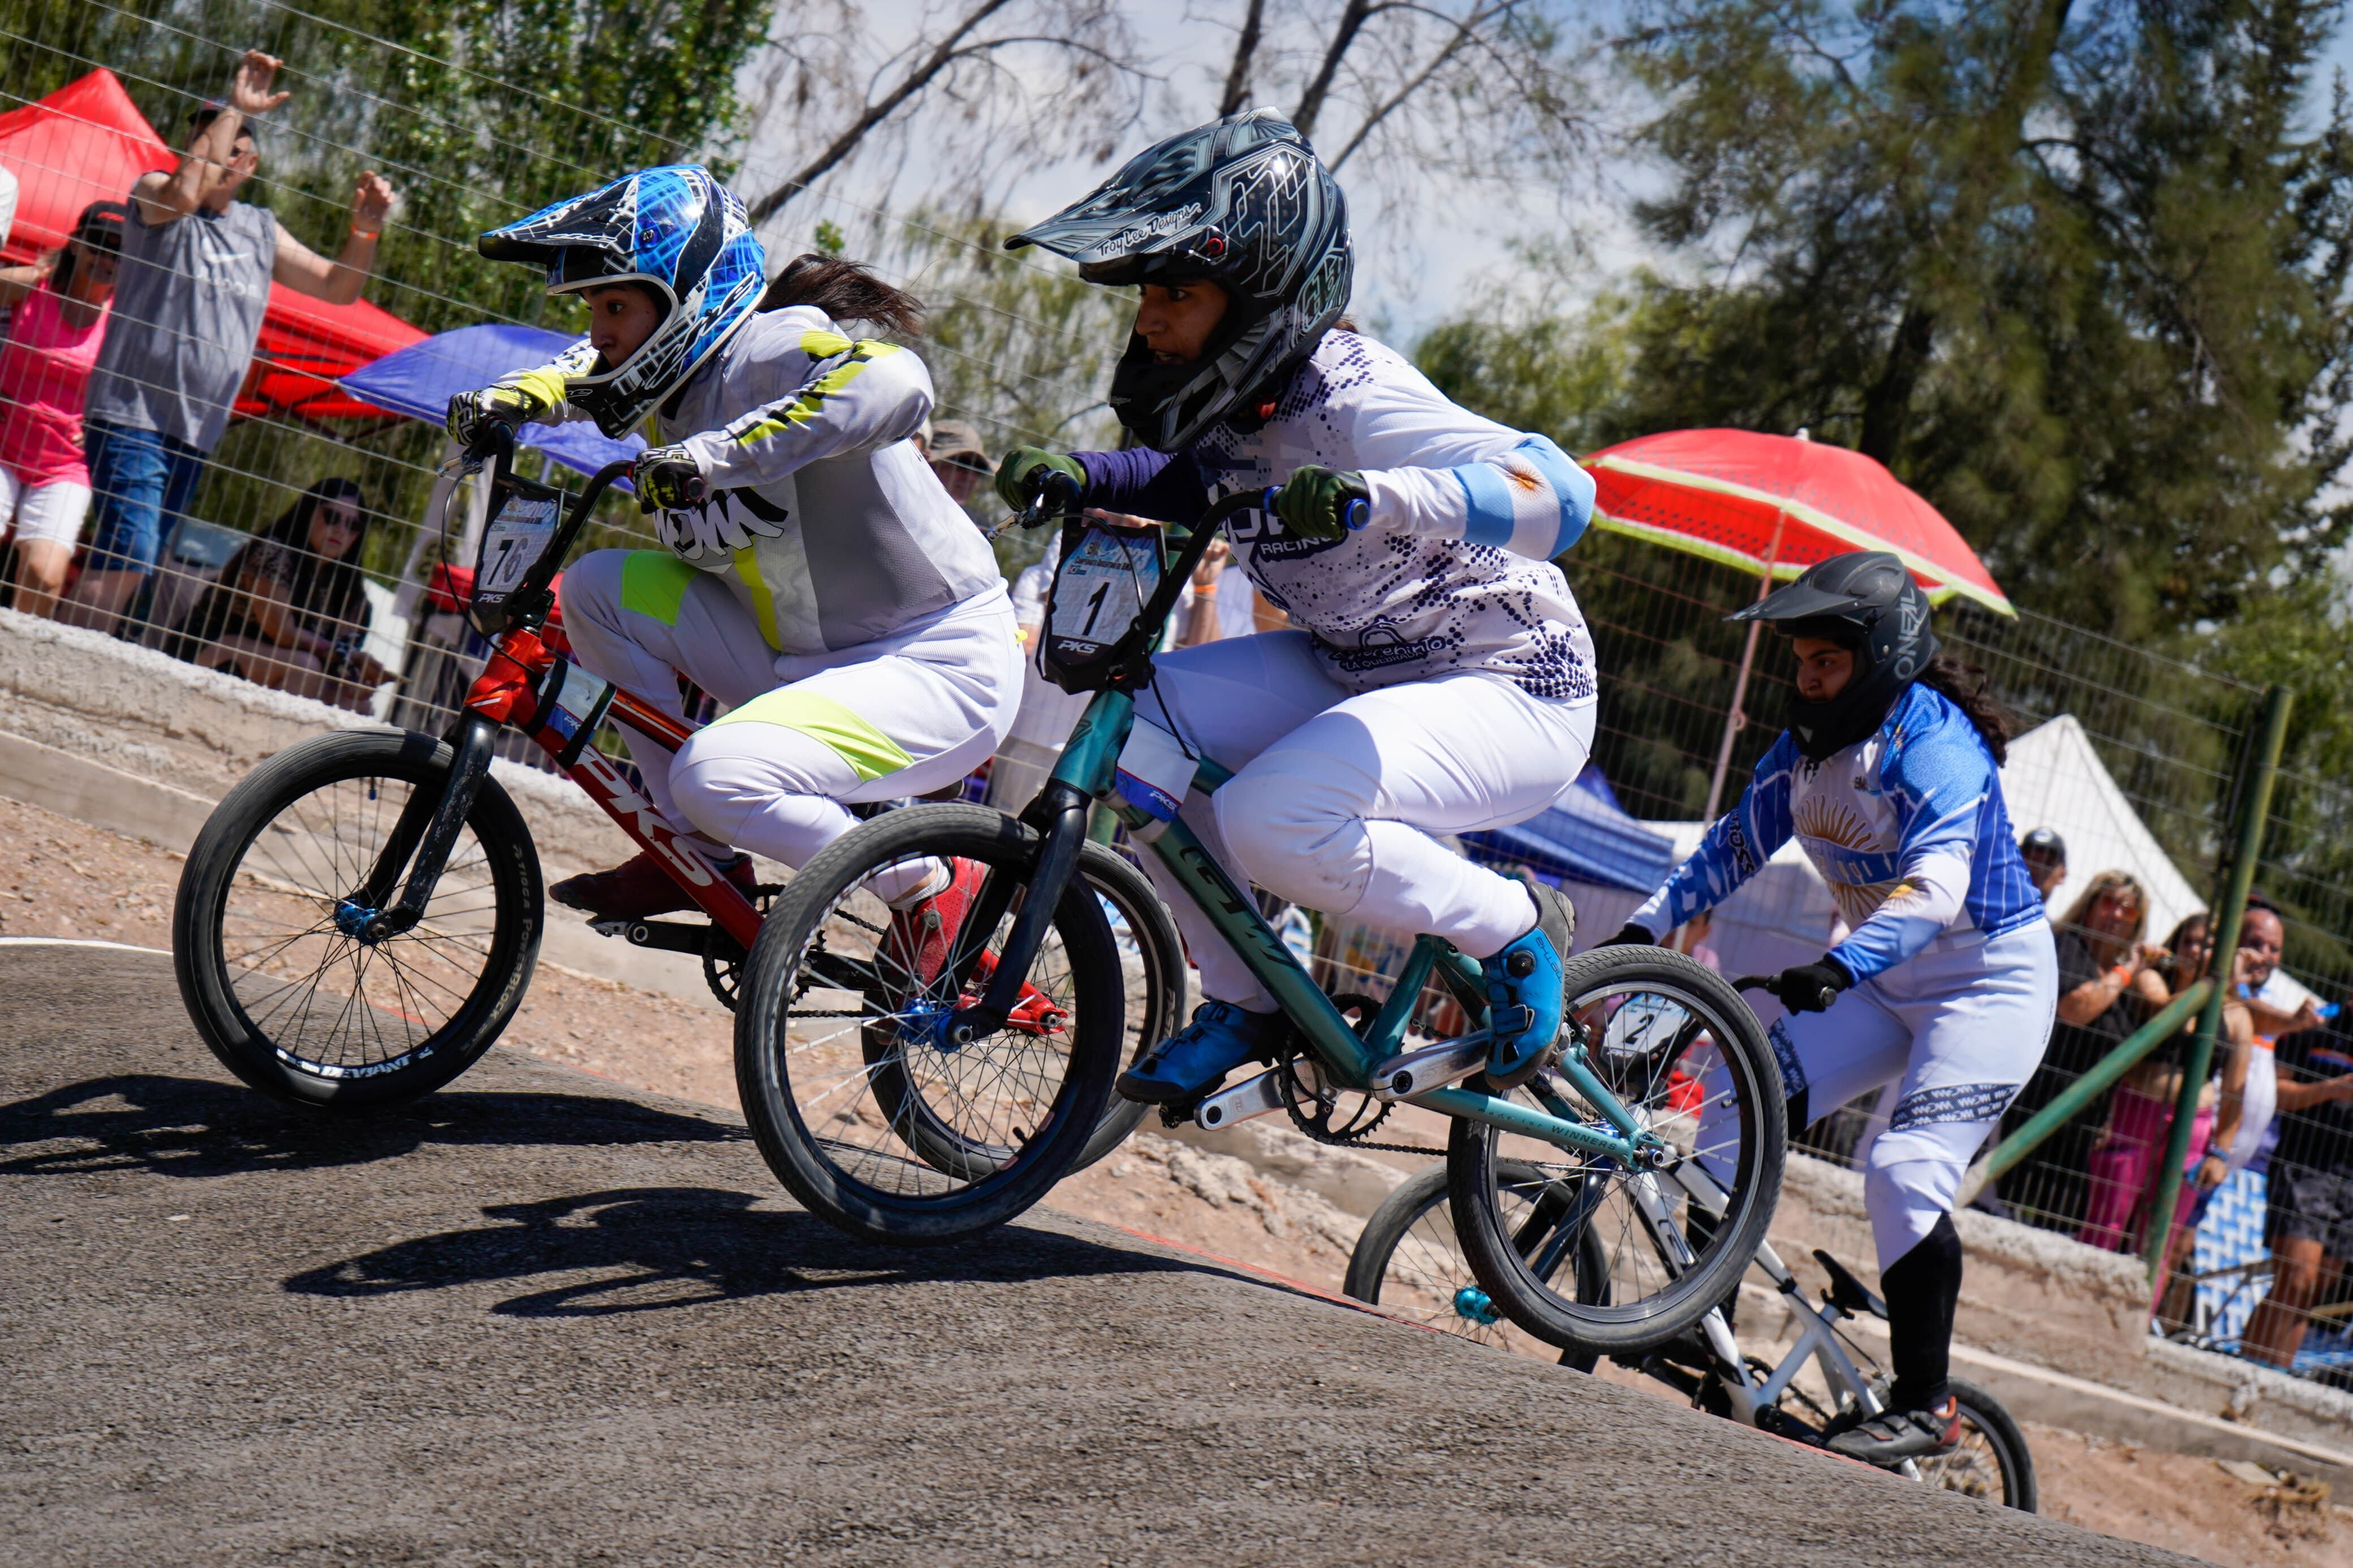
(172, 727, 542, 1111)
(1447, 946, 1785, 1357)
(734, 804, 1125, 1245)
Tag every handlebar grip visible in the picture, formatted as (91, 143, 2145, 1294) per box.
(1730, 975, 1775, 995)
(1018, 469, 1084, 527)
(1343, 496, 1371, 531)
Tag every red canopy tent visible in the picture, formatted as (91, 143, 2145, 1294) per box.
(0, 68, 423, 422)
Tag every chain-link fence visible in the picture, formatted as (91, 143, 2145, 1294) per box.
(11, 0, 2353, 1388)
(0, 0, 1119, 750)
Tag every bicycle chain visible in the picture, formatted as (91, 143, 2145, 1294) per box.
(1270, 994, 1437, 1157)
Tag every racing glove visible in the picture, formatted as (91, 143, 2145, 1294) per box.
(446, 383, 549, 447)
(1272, 465, 1371, 541)
(1769, 956, 1854, 1014)
(995, 447, 1086, 517)
(635, 444, 709, 515)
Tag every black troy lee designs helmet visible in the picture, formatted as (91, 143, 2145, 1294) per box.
(1733, 550, 1940, 761)
(1007, 107, 1352, 452)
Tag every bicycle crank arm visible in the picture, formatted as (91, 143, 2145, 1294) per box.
(1370, 1031, 1493, 1101)
(372, 714, 498, 939)
(1193, 1066, 1290, 1131)
(589, 917, 720, 957)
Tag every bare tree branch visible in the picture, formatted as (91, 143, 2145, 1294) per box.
(1294, 0, 1377, 138)
(1219, 0, 1268, 116)
(748, 0, 1020, 224)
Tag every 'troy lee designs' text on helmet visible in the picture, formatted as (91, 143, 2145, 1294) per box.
(1007, 108, 1352, 452)
(479, 165, 765, 439)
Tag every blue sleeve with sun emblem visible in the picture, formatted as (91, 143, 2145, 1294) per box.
(1629, 732, 1800, 937)
(1824, 685, 2044, 980)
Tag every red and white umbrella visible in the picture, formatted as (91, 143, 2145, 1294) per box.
(1583, 427, 2012, 614)
(1580, 429, 2013, 816)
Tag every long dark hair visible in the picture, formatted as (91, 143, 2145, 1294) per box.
(758, 253, 925, 336)
(254, 477, 371, 632)
(1917, 651, 2018, 765)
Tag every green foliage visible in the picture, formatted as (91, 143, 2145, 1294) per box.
(0, 0, 764, 562)
(812, 219, 846, 257)
(1434, 0, 2353, 644)
(5, 0, 769, 336)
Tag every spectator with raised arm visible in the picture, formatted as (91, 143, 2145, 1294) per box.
(65, 49, 396, 633)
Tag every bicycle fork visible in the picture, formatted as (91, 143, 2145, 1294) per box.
(347, 714, 499, 943)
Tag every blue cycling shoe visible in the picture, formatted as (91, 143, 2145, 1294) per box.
(1116, 1000, 1292, 1105)
(1483, 883, 1577, 1090)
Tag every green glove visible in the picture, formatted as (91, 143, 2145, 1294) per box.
(1272, 465, 1372, 541)
(995, 447, 1086, 516)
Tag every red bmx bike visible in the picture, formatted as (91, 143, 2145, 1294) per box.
(172, 429, 1183, 1242)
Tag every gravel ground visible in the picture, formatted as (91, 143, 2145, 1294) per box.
(0, 935, 2205, 1567)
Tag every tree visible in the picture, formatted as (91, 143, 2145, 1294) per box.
(1555, 0, 2353, 640)
(739, 0, 1605, 252)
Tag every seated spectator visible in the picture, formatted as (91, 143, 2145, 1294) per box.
(2078, 911, 2238, 1254)
(0, 201, 124, 617)
(172, 478, 391, 710)
(2020, 826, 2067, 902)
(2239, 1000, 2353, 1370)
(921, 418, 994, 505)
(64, 50, 395, 634)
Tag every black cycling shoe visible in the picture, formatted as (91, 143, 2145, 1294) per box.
(1824, 1395, 1960, 1466)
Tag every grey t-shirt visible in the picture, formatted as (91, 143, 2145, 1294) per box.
(84, 195, 276, 452)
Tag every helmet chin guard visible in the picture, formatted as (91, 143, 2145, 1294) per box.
(480, 165, 766, 438)
(1009, 108, 1352, 452)
(1730, 550, 1939, 761)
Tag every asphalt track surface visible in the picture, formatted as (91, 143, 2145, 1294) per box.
(0, 943, 2193, 1567)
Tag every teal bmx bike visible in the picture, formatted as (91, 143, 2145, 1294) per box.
(732, 486, 1787, 1358)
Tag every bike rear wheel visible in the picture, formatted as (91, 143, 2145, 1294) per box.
(1928, 1378, 2037, 1513)
(1344, 1160, 1608, 1371)
(1447, 947, 1784, 1357)
(735, 804, 1124, 1244)
(172, 728, 542, 1111)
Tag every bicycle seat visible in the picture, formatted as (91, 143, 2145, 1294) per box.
(1814, 1250, 1889, 1320)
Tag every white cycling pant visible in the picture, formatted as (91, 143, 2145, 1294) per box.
(1700, 920, 2058, 1268)
(559, 549, 1020, 896)
(1131, 630, 1597, 1012)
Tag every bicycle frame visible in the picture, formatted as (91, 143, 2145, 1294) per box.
(364, 433, 766, 956)
(1006, 489, 1657, 1168)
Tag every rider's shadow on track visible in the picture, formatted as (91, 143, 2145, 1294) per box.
(0, 1072, 747, 1182)
(283, 1186, 1195, 1318)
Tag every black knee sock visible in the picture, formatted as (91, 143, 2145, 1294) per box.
(1881, 1212, 1962, 1412)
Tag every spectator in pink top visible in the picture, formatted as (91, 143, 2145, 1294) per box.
(0, 200, 124, 617)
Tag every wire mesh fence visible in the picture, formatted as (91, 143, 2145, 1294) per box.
(8, 0, 2353, 1386)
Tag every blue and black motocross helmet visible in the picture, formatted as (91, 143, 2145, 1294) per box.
(480, 165, 765, 438)
(1007, 109, 1352, 452)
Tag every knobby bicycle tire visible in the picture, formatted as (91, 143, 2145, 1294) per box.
(1447, 945, 1785, 1357)
(173, 727, 542, 1111)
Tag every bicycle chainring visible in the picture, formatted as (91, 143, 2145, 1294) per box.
(1278, 992, 1427, 1154)
(702, 883, 783, 1010)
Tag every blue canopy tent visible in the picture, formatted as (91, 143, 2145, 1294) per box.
(337, 322, 643, 479)
(1460, 765, 1677, 897)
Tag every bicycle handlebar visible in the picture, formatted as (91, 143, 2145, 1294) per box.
(1729, 972, 1839, 1012)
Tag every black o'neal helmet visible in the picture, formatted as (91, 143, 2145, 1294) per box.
(1733, 550, 1939, 760)
(1008, 108, 1352, 452)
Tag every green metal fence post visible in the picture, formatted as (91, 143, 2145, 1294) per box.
(2141, 685, 2293, 1280)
